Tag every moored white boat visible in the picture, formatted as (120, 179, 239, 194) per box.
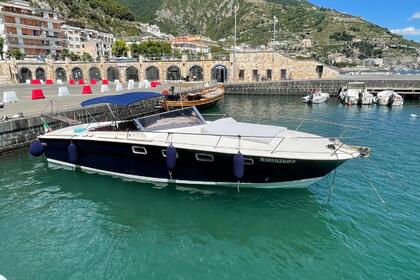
(30, 92, 370, 189)
(340, 82, 373, 105)
(389, 92, 404, 106)
(302, 90, 329, 104)
(375, 90, 404, 106)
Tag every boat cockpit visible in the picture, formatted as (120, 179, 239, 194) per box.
(89, 107, 207, 132)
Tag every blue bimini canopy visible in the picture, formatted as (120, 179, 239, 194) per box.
(81, 92, 163, 107)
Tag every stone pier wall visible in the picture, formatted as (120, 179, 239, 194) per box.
(225, 78, 420, 96)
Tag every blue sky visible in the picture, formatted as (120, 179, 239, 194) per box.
(310, 0, 420, 42)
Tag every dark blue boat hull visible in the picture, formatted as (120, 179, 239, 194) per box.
(40, 138, 346, 187)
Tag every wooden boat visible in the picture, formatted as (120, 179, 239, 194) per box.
(164, 85, 224, 110)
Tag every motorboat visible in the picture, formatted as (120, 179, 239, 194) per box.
(302, 90, 329, 104)
(375, 90, 393, 106)
(375, 90, 404, 106)
(389, 92, 404, 106)
(29, 92, 369, 189)
(164, 85, 224, 110)
(340, 82, 373, 105)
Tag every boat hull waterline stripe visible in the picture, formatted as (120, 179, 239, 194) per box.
(47, 158, 322, 189)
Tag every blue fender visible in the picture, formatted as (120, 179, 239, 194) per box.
(68, 142, 78, 164)
(166, 144, 177, 170)
(29, 140, 44, 157)
(233, 152, 244, 180)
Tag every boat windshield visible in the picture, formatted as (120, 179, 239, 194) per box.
(134, 107, 206, 131)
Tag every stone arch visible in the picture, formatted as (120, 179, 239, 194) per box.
(71, 67, 83, 81)
(211, 64, 228, 83)
(89, 67, 101, 81)
(167, 65, 180, 81)
(126, 66, 139, 82)
(55, 68, 67, 82)
(189, 65, 203, 81)
(146, 66, 159, 81)
(19, 67, 32, 83)
(35, 67, 45, 81)
(107, 67, 119, 82)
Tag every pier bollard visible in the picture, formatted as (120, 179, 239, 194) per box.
(31, 89, 45, 100)
(57, 79, 63, 85)
(101, 85, 110, 93)
(58, 87, 70, 97)
(78, 80, 85, 85)
(128, 79, 135, 89)
(3, 91, 18, 103)
(115, 82, 123, 91)
(45, 79, 54, 85)
(69, 79, 75, 85)
(82, 85, 92, 94)
(90, 80, 97, 85)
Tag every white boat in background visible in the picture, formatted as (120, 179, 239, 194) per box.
(375, 90, 404, 106)
(358, 90, 374, 105)
(302, 90, 329, 104)
(340, 82, 374, 105)
(375, 90, 393, 106)
(389, 92, 404, 106)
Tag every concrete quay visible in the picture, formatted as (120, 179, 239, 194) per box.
(225, 75, 420, 98)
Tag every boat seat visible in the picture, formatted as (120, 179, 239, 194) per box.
(201, 118, 286, 144)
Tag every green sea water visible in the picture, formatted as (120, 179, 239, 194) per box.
(0, 96, 419, 280)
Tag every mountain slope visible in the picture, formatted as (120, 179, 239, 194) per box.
(117, 0, 418, 59)
(32, 0, 139, 35)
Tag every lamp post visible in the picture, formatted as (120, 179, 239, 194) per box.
(233, 3, 238, 83)
(273, 15, 278, 43)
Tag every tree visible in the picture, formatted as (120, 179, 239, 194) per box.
(8, 49, 24, 60)
(112, 39, 128, 57)
(130, 40, 172, 57)
(0, 37, 4, 60)
(81, 52, 93, 62)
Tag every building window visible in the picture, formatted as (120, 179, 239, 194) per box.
(252, 69, 258, 81)
(239, 70, 245, 81)
(266, 69, 272, 80)
(281, 69, 287, 80)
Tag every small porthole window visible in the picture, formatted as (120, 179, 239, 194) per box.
(132, 146, 147, 155)
(195, 153, 214, 162)
(244, 158, 254, 165)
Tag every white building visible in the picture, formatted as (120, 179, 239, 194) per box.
(62, 24, 114, 58)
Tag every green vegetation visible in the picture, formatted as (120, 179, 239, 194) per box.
(329, 31, 354, 41)
(112, 39, 129, 57)
(81, 52, 93, 62)
(333, 61, 357, 68)
(35, 0, 139, 36)
(130, 40, 172, 57)
(8, 49, 24, 60)
(39, 0, 419, 62)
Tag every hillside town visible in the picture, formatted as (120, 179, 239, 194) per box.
(0, 0, 419, 74)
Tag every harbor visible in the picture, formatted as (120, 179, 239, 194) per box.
(0, 0, 419, 279)
(1, 94, 419, 279)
